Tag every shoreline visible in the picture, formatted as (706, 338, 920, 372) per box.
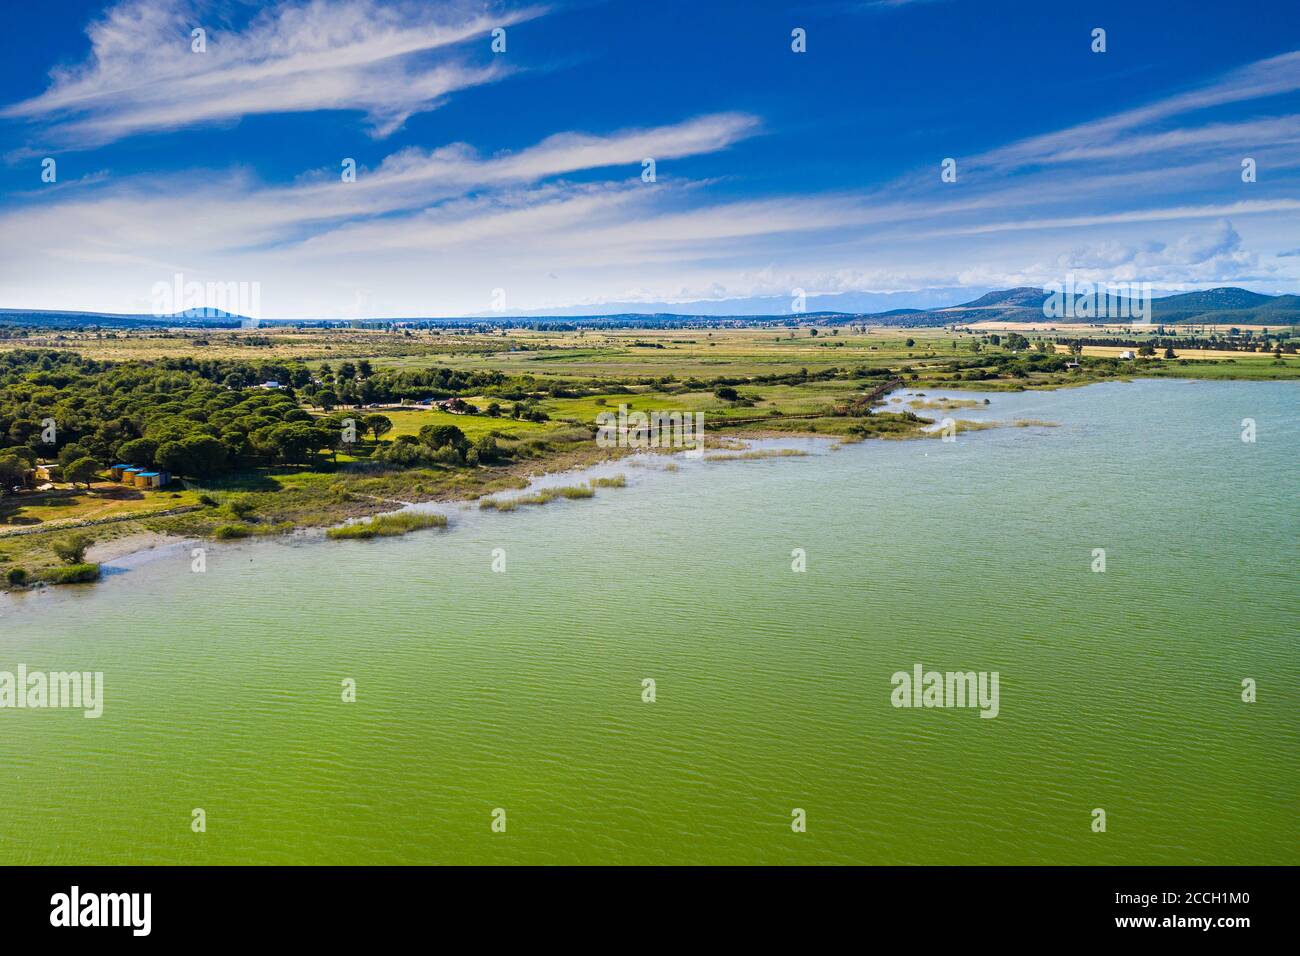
(68, 434, 832, 574)
(0, 381, 1089, 586)
(86, 531, 192, 565)
(90, 434, 826, 568)
(6, 376, 1290, 588)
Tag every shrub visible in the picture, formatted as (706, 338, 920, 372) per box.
(213, 524, 251, 540)
(224, 495, 256, 519)
(374, 440, 438, 467)
(474, 435, 502, 463)
(6, 567, 28, 586)
(429, 445, 463, 466)
(52, 533, 93, 565)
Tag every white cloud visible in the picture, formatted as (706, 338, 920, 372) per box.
(2, 0, 544, 146)
(3, 21, 1299, 314)
(973, 50, 1300, 173)
(912, 199, 1300, 239)
(1051, 221, 1261, 284)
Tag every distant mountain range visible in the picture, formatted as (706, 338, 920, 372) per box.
(879, 286, 1300, 327)
(466, 287, 990, 317)
(0, 307, 249, 329)
(2, 288, 1297, 330)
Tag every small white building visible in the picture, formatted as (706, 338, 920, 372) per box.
(1119, 350, 1135, 360)
(258, 380, 283, 389)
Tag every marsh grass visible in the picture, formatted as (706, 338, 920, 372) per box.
(479, 484, 596, 511)
(705, 448, 809, 462)
(213, 521, 294, 540)
(920, 419, 1002, 439)
(909, 398, 982, 410)
(326, 512, 448, 540)
(40, 562, 101, 585)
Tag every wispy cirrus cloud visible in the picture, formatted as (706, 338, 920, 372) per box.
(0, 111, 781, 313)
(1, 0, 544, 147)
(972, 50, 1300, 173)
(3, 111, 762, 248)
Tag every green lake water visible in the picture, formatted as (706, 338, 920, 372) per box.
(1, 378, 1296, 864)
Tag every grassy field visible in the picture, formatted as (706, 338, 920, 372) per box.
(0, 327, 514, 363)
(381, 407, 561, 440)
(5, 323, 1295, 380)
(0, 481, 201, 528)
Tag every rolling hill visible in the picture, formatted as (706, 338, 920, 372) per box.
(849, 287, 1300, 327)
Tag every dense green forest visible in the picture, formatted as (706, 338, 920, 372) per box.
(0, 350, 543, 482)
(0, 350, 331, 481)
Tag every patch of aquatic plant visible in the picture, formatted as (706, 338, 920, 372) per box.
(920, 419, 1001, 439)
(40, 563, 101, 585)
(589, 474, 627, 488)
(212, 521, 294, 540)
(909, 398, 983, 410)
(1012, 419, 1060, 427)
(524, 485, 595, 503)
(836, 411, 932, 441)
(326, 512, 448, 540)
(708, 437, 749, 450)
(705, 448, 809, 461)
(479, 484, 596, 510)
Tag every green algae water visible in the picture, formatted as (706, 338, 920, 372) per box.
(1, 379, 1296, 864)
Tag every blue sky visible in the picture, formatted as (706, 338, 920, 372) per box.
(1, 0, 1298, 318)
